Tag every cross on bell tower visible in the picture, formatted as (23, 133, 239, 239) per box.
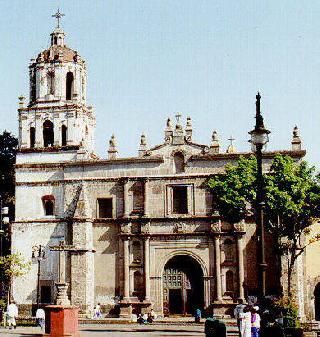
(52, 8, 65, 29)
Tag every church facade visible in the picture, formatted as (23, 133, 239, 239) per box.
(12, 21, 307, 317)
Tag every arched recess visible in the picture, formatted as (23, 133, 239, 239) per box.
(173, 152, 185, 173)
(61, 125, 67, 146)
(66, 72, 74, 100)
(226, 270, 234, 292)
(133, 271, 144, 297)
(162, 254, 204, 315)
(43, 120, 54, 147)
(30, 127, 35, 148)
(314, 283, 320, 320)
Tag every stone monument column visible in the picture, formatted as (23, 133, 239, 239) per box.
(144, 236, 150, 301)
(234, 222, 245, 300)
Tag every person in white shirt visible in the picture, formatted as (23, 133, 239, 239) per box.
(234, 299, 246, 336)
(36, 308, 45, 330)
(251, 306, 261, 337)
(7, 301, 18, 329)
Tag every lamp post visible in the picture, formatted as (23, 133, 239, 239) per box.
(0, 197, 9, 257)
(32, 245, 46, 309)
(249, 92, 270, 299)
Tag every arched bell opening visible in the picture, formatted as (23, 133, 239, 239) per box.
(66, 72, 74, 100)
(43, 120, 54, 147)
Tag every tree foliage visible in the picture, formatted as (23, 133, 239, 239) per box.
(208, 154, 320, 295)
(0, 131, 18, 205)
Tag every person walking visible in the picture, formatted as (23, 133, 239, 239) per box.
(239, 306, 252, 337)
(234, 299, 246, 336)
(7, 301, 18, 329)
(251, 306, 261, 337)
(36, 307, 45, 330)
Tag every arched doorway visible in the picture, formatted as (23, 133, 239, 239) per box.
(314, 283, 320, 320)
(163, 255, 204, 315)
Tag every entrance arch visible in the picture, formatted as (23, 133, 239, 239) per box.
(163, 255, 204, 315)
(314, 283, 320, 320)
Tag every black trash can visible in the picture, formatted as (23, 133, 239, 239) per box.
(204, 318, 227, 337)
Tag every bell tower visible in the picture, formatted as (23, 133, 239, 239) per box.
(18, 10, 95, 161)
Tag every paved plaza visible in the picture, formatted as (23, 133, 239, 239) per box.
(0, 324, 205, 337)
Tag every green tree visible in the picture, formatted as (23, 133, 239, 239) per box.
(0, 253, 31, 303)
(208, 154, 320, 297)
(0, 131, 18, 206)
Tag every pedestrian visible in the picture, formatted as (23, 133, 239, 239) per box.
(7, 300, 18, 330)
(36, 307, 45, 330)
(234, 299, 246, 336)
(195, 308, 201, 323)
(239, 306, 252, 337)
(96, 303, 102, 318)
(251, 306, 261, 337)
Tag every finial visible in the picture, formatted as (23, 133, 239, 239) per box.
(291, 125, 302, 151)
(166, 118, 172, 129)
(210, 131, 220, 154)
(226, 136, 237, 153)
(52, 8, 65, 29)
(186, 116, 192, 128)
(139, 133, 148, 157)
(140, 133, 147, 146)
(175, 112, 183, 132)
(108, 134, 118, 159)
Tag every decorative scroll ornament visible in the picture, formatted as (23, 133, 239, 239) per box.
(210, 220, 222, 233)
(233, 220, 246, 232)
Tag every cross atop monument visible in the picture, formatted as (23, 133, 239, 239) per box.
(228, 135, 235, 145)
(52, 8, 65, 29)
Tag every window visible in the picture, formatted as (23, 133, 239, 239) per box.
(172, 186, 188, 214)
(61, 125, 67, 146)
(43, 120, 54, 147)
(30, 127, 35, 148)
(174, 152, 185, 173)
(66, 72, 74, 100)
(97, 198, 113, 218)
(131, 241, 142, 264)
(42, 195, 55, 216)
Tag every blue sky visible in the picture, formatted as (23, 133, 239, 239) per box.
(0, 0, 319, 166)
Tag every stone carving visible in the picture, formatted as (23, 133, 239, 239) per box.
(233, 220, 245, 232)
(173, 222, 187, 233)
(121, 222, 132, 234)
(141, 222, 151, 234)
(211, 220, 222, 233)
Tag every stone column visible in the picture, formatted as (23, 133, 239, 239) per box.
(214, 235, 222, 301)
(236, 234, 245, 300)
(143, 178, 149, 217)
(123, 179, 130, 217)
(123, 237, 130, 300)
(144, 236, 150, 301)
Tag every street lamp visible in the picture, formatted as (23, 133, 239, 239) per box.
(32, 245, 46, 309)
(249, 92, 270, 299)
